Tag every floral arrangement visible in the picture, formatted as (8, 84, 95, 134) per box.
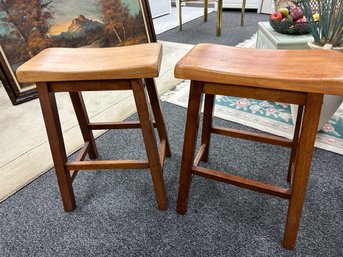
(300, 0, 343, 47)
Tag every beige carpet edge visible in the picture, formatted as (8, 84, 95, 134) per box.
(0, 95, 136, 202)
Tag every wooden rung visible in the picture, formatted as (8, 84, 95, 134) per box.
(193, 144, 207, 166)
(203, 83, 307, 105)
(89, 121, 157, 130)
(50, 80, 131, 92)
(70, 170, 78, 182)
(66, 160, 150, 170)
(76, 142, 91, 161)
(211, 126, 293, 147)
(69, 142, 91, 181)
(192, 166, 290, 199)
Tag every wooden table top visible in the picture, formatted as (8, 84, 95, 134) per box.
(175, 43, 343, 95)
(16, 43, 163, 83)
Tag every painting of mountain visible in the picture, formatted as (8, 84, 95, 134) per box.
(65, 15, 104, 35)
(51, 15, 105, 47)
(0, 0, 151, 93)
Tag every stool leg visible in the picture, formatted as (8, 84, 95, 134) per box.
(69, 92, 98, 159)
(283, 93, 323, 250)
(177, 81, 204, 214)
(287, 105, 304, 182)
(179, 0, 182, 31)
(204, 0, 208, 22)
(240, 0, 246, 26)
(36, 83, 76, 211)
(216, 0, 223, 36)
(145, 78, 171, 157)
(201, 93, 215, 163)
(131, 79, 168, 211)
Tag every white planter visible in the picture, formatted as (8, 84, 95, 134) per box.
(291, 95, 343, 131)
(307, 41, 343, 52)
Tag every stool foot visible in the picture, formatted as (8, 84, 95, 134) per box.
(131, 79, 168, 210)
(62, 197, 76, 212)
(69, 92, 98, 159)
(145, 78, 171, 157)
(176, 82, 204, 214)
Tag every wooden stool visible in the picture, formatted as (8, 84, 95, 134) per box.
(16, 43, 171, 212)
(174, 44, 343, 249)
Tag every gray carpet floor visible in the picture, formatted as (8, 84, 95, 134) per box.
(1, 102, 342, 256)
(157, 10, 269, 45)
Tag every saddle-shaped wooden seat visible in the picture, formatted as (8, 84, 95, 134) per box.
(174, 43, 343, 249)
(17, 43, 162, 82)
(16, 43, 171, 212)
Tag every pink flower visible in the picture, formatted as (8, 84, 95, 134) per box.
(322, 124, 335, 132)
(236, 99, 250, 108)
(266, 108, 277, 115)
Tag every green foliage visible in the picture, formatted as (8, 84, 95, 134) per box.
(300, 0, 343, 47)
(0, 0, 54, 59)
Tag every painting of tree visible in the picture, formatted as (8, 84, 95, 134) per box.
(0, 0, 155, 105)
(98, 0, 148, 46)
(0, 0, 54, 64)
(99, 0, 129, 44)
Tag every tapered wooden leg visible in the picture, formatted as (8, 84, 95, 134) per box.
(201, 93, 215, 162)
(287, 105, 304, 182)
(176, 81, 204, 214)
(145, 78, 171, 157)
(240, 0, 246, 26)
(131, 79, 168, 210)
(69, 92, 98, 159)
(179, 0, 182, 31)
(36, 83, 76, 211)
(204, 0, 208, 22)
(216, 0, 223, 36)
(283, 93, 323, 250)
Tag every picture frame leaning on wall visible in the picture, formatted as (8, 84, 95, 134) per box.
(0, 0, 156, 105)
(259, 0, 276, 14)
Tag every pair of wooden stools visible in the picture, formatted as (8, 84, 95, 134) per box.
(16, 43, 343, 250)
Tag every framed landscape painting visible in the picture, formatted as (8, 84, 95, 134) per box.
(0, 0, 156, 105)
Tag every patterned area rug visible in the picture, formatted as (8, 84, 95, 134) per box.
(162, 80, 343, 155)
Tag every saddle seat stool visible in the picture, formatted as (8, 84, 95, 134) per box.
(16, 43, 171, 212)
(174, 43, 343, 250)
